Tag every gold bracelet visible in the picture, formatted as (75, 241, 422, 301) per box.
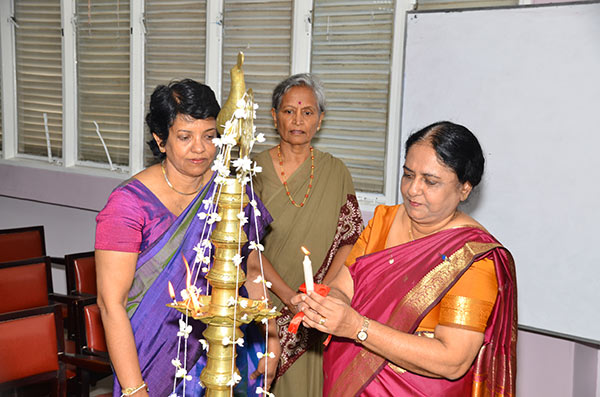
(121, 380, 148, 396)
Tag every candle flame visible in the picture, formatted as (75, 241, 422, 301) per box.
(168, 281, 176, 300)
(300, 246, 311, 255)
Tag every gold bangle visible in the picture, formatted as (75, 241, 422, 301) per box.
(121, 380, 148, 396)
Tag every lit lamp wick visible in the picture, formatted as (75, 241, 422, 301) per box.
(301, 246, 314, 294)
(168, 281, 177, 304)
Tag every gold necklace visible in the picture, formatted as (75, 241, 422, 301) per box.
(161, 160, 202, 196)
(277, 145, 314, 208)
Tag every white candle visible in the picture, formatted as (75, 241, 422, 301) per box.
(301, 246, 314, 294)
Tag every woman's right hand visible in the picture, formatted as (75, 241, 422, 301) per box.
(290, 292, 363, 340)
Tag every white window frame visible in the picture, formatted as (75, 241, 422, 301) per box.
(0, 0, 413, 212)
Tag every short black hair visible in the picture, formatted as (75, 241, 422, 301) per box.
(405, 121, 485, 187)
(146, 79, 220, 159)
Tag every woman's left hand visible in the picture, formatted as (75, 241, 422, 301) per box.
(298, 292, 363, 340)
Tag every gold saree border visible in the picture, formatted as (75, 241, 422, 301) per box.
(329, 241, 502, 396)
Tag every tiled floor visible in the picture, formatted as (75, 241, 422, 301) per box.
(90, 375, 113, 396)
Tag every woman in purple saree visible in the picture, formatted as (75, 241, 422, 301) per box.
(294, 121, 517, 396)
(95, 80, 275, 396)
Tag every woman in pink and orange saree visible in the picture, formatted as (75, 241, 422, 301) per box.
(294, 121, 517, 396)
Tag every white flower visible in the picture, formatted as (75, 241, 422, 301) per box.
(202, 256, 211, 264)
(252, 164, 263, 175)
(222, 336, 244, 347)
(177, 319, 192, 339)
(207, 212, 222, 225)
(168, 393, 179, 397)
(223, 120, 234, 133)
(232, 156, 252, 173)
(241, 313, 248, 321)
(261, 318, 268, 325)
(171, 358, 182, 368)
(238, 175, 251, 185)
(236, 98, 246, 108)
(226, 296, 237, 307)
(221, 133, 237, 146)
(201, 266, 209, 273)
(253, 275, 272, 289)
(197, 212, 207, 220)
(237, 212, 249, 226)
(249, 241, 264, 252)
(257, 351, 275, 359)
(256, 386, 275, 396)
(269, 306, 278, 313)
(211, 162, 230, 176)
(175, 368, 191, 381)
(226, 372, 242, 387)
(201, 239, 211, 247)
(202, 199, 213, 209)
(234, 108, 247, 119)
(214, 175, 227, 185)
(232, 254, 243, 267)
(180, 289, 189, 301)
(239, 299, 248, 308)
(212, 137, 224, 148)
(199, 339, 209, 352)
(253, 103, 259, 110)
(249, 199, 258, 208)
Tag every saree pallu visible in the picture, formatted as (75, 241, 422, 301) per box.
(323, 227, 517, 397)
(111, 175, 271, 396)
(253, 149, 363, 394)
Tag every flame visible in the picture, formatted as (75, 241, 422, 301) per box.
(181, 254, 202, 314)
(300, 246, 311, 255)
(190, 290, 201, 313)
(168, 281, 176, 300)
(183, 254, 192, 290)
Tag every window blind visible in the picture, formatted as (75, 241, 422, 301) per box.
(143, 0, 207, 166)
(76, 0, 130, 166)
(311, 0, 395, 193)
(14, 0, 63, 158)
(222, 0, 292, 153)
(416, 0, 517, 10)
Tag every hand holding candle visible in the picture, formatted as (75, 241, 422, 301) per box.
(301, 246, 314, 294)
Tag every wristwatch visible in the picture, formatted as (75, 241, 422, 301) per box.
(356, 316, 370, 343)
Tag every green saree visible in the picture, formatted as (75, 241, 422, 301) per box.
(253, 148, 363, 396)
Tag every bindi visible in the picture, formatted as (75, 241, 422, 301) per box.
(298, 101, 302, 105)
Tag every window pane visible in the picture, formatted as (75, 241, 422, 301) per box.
(76, 0, 130, 166)
(312, 0, 394, 193)
(222, 0, 292, 153)
(15, 0, 63, 158)
(0, 67, 2, 152)
(144, 0, 207, 166)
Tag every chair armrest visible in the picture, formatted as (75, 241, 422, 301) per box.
(59, 352, 112, 374)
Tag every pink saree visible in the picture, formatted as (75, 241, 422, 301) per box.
(323, 227, 517, 396)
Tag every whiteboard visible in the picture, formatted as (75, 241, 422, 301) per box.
(400, 2, 600, 342)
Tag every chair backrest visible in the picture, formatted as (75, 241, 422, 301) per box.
(0, 225, 46, 262)
(65, 251, 97, 295)
(83, 304, 107, 353)
(0, 257, 52, 314)
(0, 305, 65, 396)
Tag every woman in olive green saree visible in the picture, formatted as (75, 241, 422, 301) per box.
(250, 74, 363, 396)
